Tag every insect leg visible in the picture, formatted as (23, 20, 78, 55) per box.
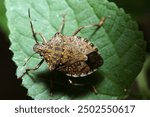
(91, 85, 98, 95)
(68, 79, 98, 94)
(58, 14, 66, 33)
(18, 59, 44, 79)
(23, 52, 37, 66)
(72, 17, 107, 36)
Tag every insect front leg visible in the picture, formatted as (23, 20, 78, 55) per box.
(72, 17, 107, 36)
(18, 59, 44, 79)
(68, 79, 98, 94)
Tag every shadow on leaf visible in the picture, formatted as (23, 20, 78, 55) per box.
(33, 70, 104, 99)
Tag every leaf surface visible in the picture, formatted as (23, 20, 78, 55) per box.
(6, 0, 146, 99)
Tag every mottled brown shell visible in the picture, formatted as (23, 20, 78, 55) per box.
(35, 32, 103, 77)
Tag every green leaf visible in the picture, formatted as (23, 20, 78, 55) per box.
(0, 0, 9, 34)
(6, 0, 146, 99)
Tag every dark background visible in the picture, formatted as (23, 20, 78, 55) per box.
(0, 31, 32, 99)
(0, 0, 150, 99)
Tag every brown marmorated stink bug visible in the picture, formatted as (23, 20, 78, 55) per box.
(18, 9, 106, 94)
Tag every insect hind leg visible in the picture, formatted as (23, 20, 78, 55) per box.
(68, 79, 98, 95)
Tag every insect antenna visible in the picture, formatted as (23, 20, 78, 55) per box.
(28, 8, 39, 44)
(23, 52, 37, 66)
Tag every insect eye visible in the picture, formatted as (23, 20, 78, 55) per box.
(33, 44, 41, 52)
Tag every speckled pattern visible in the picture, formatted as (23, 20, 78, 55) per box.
(34, 32, 103, 77)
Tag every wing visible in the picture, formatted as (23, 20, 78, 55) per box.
(56, 50, 102, 77)
(45, 33, 103, 75)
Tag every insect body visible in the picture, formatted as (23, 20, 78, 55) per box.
(33, 32, 103, 77)
(19, 9, 106, 94)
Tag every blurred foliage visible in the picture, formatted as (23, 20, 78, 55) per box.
(109, 0, 150, 19)
(0, 0, 9, 34)
(136, 54, 150, 99)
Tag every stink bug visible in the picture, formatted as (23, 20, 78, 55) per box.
(18, 9, 106, 94)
